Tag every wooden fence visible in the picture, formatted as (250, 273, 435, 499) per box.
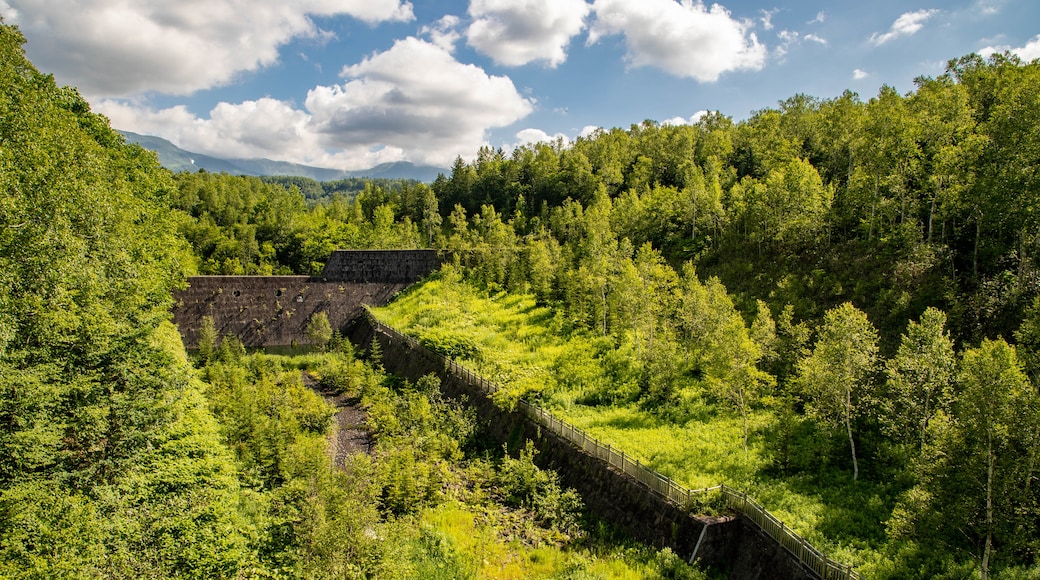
(363, 310, 859, 580)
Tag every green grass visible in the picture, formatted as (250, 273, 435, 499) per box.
(374, 273, 901, 574)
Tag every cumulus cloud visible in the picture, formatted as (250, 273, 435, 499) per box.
(588, 0, 766, 82)
(466, 0, 590, 67)
(1018, 36, 1040, 60)
(421, 15, 462, 52)
(853, 69, 869, 80)
(511, 128, 570, 150)
(4, 0, 415, 98)
(309, 37, 533, 165)
(579, 125, 602, 139)
(980, 34, 1040, 61)
(662, 111, 709, 126)
(869, 9, 939, 46)
(98, 36, 534, 169)
(98, 98, 327, 162)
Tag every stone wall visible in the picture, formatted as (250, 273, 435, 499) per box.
(321, 249, 442, 283)
(172, 276, 410, 348)
(171, 250, 443, 348)
(345, 315, 819, 580)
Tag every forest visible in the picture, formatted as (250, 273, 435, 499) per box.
(3, 15, 1040, 579)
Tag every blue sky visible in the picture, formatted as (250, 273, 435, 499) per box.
(3, 0, 1038, 171)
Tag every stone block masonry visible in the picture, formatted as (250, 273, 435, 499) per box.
(171, 250, 442, 348)
(321, 249, 441, 283)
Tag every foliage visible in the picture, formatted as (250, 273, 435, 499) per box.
(493, 441, 584, 539)
(305, 311, 333, 350)
(794, 302, 880, 480)
(1, 24, 251, 578)
(171, 172, 435, 275)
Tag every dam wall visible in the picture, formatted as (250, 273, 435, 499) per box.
(171, 250, 441, 348)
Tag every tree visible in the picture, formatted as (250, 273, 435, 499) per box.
(306, 311, 333, 350)
(197, 315, 219, 363)
(794, 303, 879, 480)
(919, 338, 1040, 577)
(883, 308, 956, 461)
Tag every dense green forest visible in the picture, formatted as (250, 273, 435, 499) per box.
(0, 22, 707, 579)
(5, 12, 1040, 579)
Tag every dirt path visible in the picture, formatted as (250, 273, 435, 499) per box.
(302, 373, 371, 468)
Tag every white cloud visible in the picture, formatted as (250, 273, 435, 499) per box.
(869, 9, 939, 46)
(421, 15, 462, 53)
(4, 0, 415, 98)
(579, 125, 602, 138)
(99, 98, 328, 162)
(511, 128, 570, 150)
(99, 37, 534, 170)
(853, 69, 869, 80)
(808, 11, 825, 25)
(309, 37, 533, 166)
(981, 34, 1040, 61)
(774, 29, 826, 58)
(760, 8, 778, 31)
(588, 0, 766, 82)
(975, 1, 1000, 16)
(661, 111, 708, 126)
(1019, 35, 1040, 61)
(466, 0, 590, 67)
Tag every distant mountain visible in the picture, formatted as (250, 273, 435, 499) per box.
(119, 131, 446, 182)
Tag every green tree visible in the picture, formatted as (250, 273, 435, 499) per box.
(794, 303, 879, 480)
(197, 314, 219, 363)
(902, 339, 1040, 578)
(883, 308, 956, 461)
(306, 311, 333, 351)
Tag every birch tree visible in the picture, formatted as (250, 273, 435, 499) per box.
(794, 303, 879, 480)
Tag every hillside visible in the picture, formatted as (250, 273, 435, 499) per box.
(120, 130, 446, 182)
(6, 11, 1040, 577)
(1, 22, 710, 578)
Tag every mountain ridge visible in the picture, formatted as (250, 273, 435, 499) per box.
(119, 130, 446, 182)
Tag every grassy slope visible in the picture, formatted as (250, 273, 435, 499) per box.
(374, 273, 900, 573)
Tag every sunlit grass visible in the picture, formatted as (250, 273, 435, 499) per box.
(376, 273, 896, 573)
(406, 501, 700, 579)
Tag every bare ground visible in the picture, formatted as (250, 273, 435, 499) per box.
(302, 373, 372, 468)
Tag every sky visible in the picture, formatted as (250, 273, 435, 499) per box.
(2, 0, 1038, 172)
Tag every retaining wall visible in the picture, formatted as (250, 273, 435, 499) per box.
(172, 276, 409, 348)
(171, 250, 442, 348)
(321, 249, 442, 283)
(345, 314, 820, 580)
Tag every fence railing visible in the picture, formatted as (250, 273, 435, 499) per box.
(361, 310, 859, 580)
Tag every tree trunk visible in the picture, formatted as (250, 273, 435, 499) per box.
(982, 432, 993, 580)
(740, 388, 749, 454)
(919, 392, 930, 463)
(974, 210, 983, 280)
(928, 190, 938, 244)
(869, 173, 880, 241)
(846, 387, 858, 481)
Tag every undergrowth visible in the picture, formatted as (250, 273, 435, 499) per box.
(374, 271, 902, 574)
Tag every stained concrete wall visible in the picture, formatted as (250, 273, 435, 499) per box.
(171, 250, 443, 348)
(172, 277, 410, 348)
(345, 315, 818, 580)
(322, 249, 442, 283)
